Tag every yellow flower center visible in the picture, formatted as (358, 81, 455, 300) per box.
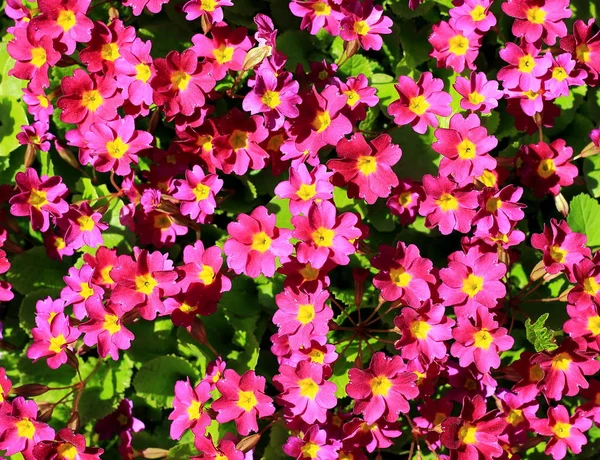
(485, 197, 503, 213)
(587, 316, 600, 336)
(103, 314, 121, 334)
(101, 265, 114, 285)
(370, 375, 392, 397)
(29, 188, 48, 209)
(15, 419, 36, 440)
(81, 89, 103, 112)
(251, 231, 272, 253)
(473, 329, 493, 349)
(518, 54, 536, 73)
(354, 20, 370, 36)
(212, 45, 234, 65)
(398, 192, 412, 206)
(298, 378, 319, 399)
(523, 89, 541, 100)
(296, 303, 316, 325)
(549, 245, 567, 263)
(307, 348, 325, 364)
(38, 94, 50, 108)
(77, 215, 95, 232)
(296, 183, 317, 201)
(506, 409, 524, 426)
(301, 442, 321, 459)
(193, 183, 211, 201)
(457, 139, 477, 159)
(187, 400, 202, 420)
(101, 42, 120, 61)
(229, 130, 249, 151)
(583, 276, 600, 296)
(312, 110, 331, 133)
(135, 63, 152, 82)
(552, 421, 572, 439)
(237, 390, 257, 411)
(57, 9, 76, 31)
(312, 227, 335, 247)
(576, 43, 591, 63)
(170, 70, 191, 91)
(537, 158, 556, 178)
(389, 266, 412, 287)
(105, 136, 129, 160)
(468, 91, 486, 105)
(261, 90, 281, 109)
(356, 156, 377, 176)
(299, 263, 320, 281)
(79, 282, 95, 299)
(344, 89, 360, 107)
(30, 47, 47, 68)
(408, 95, 430, 115)
(462, 273, 484, 298)
(470, 4, 486, 21)
(458, 424, 477, 445)
(200, 0, 216, 11)
(552, 66, 568, 82)
(526, 6, 547, 24)
(410, 320, 431, 340)
(196, 134, 213, 152)
(135, 273, 157, 295)
(551, 352, 572, 371)
(448, 34, 469, 56)
(57, 443, 79, 460)
(312, 1, 331, 16)
(436, 193, 458, 212)
(48, 334, 67, 354)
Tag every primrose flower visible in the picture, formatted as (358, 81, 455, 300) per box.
(289, 0, 345, 36)
(534, 405, 592, 459)
(171, 165, 223, 223)
(292, 200, 361, 269)
(449, 0, 496, 35)
(429, 20, 481, 73)
(336, 74, 379, 123)
(346, 352, 418, 424)
(10, 168, 69, 233)
(472, 185, 526, 235)
(274, 164, 334, 216)
(328, 133, 401, 204)
(60, 202, 108, 250)
(339, 0, 393, 51)
(212, 369, 275, 435)
(60, 264, 104, 320)
(27, 313, 81, 369)
(79, 302, 134, 360)
(544, 52, 587, 98)
(283, 425, 341, 460)
(168, 379, 212, 440)
(560, 19, 600, 77)
(224, 205, 293, 278)
(498, 42, 552, 91)
(454, 71, 503, 113)
(502, 0, 571, 45)
(566, 253, 600, 310)
(563, 304, 600, 351)
(33, 428, 103, 460)
(193, 436, 244, 460)
(386, 180, 425, 226)
(114, 38, 155, 109)
(79, 19, 135, 74)
(388, 72, 452, 134)
(16, 122, 55, 152)
(342, 417, 402, 453)
(182, 0, 233, 23)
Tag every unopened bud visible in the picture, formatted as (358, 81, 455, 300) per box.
(554, 193, 569, 217)
(12, 383, 50, 397)
(343, 39, 360, 60)
(54, 140, 81, 170)
(108, 6, 119, 20)
(236, 434, 261, 453)
(24, 144, 37, 168)
(38, 405, 54, 423)
(147, 109, 161, 134)
(140, 448, 169, 459)
(243, 46, 272, 71)
(189, 318, 208, 345)
(65, 348, 79, 370)
(67, 411, 80, 431)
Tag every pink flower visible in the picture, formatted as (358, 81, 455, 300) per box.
(335, 74, 379, 123)
(182, 0, 233, 23)
(386, 180, 425, 226)
(78, 19, 135, 74)
(472, 185, 526, 235)
(342, 417, 401, 453)
(122, 0, 168, 16)
(193, 436, 244, 460)
(432, 113, 498, 184)
(16, 122, 55, 152)
(0, 397, 54, 458)
(289, 0, 344, 36)
(328, 133, 401, 204)
(273, 362, 337, 424)
(394, 301, 455, 363)
(283, 425, 341, 460)
(224, 205, 293, 278)
(114, 38, 155, 109)
(449, 0, 496, 35)
(388, 72, 452, 134)
(85, 115, 153, 176)
(451, 307, 514, 373)
(498, 42, 552, 91)
(531, 218, 591, 275)
(172, 165, 222, 223)
(212, 369, 275, 435)
(544, 52, 587, 98)
(177, 241, 231, 297)
(60, 264, 104, 320)
(33, 428, 103, 459)
(534, 405, 592, 459)
(79, 302, 134, 360)
(27, 313, 81, 369)
(566, 253, 600, 310)
(339, 0, 393, 51)
(560, 19, 600, 78)
(110, 248, 180, 320)
(563, 304, 600, 351)
(346, 352, 418, 424)
(273, 285, 333, 349)
(454, 71, 503, 113)
(274, 164, 334, 216)
(439, 247, 507, 318)
(9, 168, 69, 232)
(292, 200, 361, 269)
(168, 379, 212, 440)
(371, 242, 435, 307)
(429, 20, 481, 73)
(60, 202, 108, 250)
(502, 0, 571, 45)
(419, 174, 479, 235)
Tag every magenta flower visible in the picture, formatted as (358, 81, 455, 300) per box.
(388, 72, 452, 134)
(371, 241, 435, 307)
(9, 168, 69, 232)
(502, 0, 571, 45)
(193, 436, 244, 460)
(439, 247, 507, 318)
(22, 85, 54, 123)
(273, 361, 337, 424)
(340, 0, 392, 51)
(531, 218, 590, 275)
(451, 307, 514, 373)
(27, 312, 81, 369)
(212, 369, 275, 435)
(182, 0, 233, 23)
(429, 20, 480, 73)
(85, 115, 153, 176)
(79, 302, 134, 360)
(394, 301, 455, 363)
(283, 425, 341, 460)
(291, 85, 352, 156)
(386, 180, 425, 226)
(274, 164, 334, 216)
(61, 202, 108, 250)
(346, 352, 418, 424)
(419, 174, 478, 235)
(472, 185, 526, 235)
(544, 52, 587, 99)
(342, 417, 401, 453)
(567, 253, 600, 310)
(289, 0, 344, 36)
(60, 264, 104, 320)
(242, 69, 302, 130)
(534, 405, 592, 459)
(432, 113, 498, 184)
(498, 42, 552, 91)
(110, 248, 180, 320)
(33, 428, 103, 460)
(292, 200, 361, 269)
(114, 38, 155, 108)
(564, 304, 600, 351)
(449, 0, 496, 34)
(178, 241, 231, 297)
(560, 19, 600, 76)
(191, 26, 252, 81)
(168, 379, 212, 439)
(336, 74, 379, 123)
(34, 296, 66, 327)
(273, 285, 333, 349)
(454, 71, 503, 113)
(16, 121, 55, 152)
(328, 133, 401, 204)
(224, 205, 293, 278)
(172, 165, 222, 223)
(78, 19, 135, 74)
(83, 246, 118, 288)
(0, 397, 55, 458)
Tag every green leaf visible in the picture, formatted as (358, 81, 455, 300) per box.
(371, 73, 398, 111)
(134, 355, 198, 408)
(0, 96, 28, 156)
(583, 154, 600, 198)
(7, 247, 70, 295)
(567, 193, 600, 247)
(338, 54, 374, 78)
(19, 288, 61, 333)
(261, 423, 290, 460)
(525, 313, 558, 352)
(168, 442, 198, 459)
(0, 41, 26, 98)
(277, 30, 313, 70)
